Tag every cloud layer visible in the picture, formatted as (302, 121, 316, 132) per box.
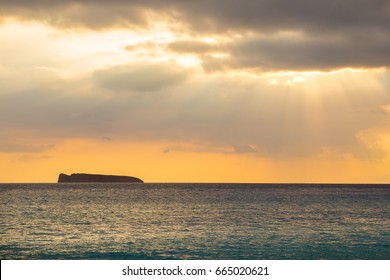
(2, 1, 390, 32)
(2, 1, 390, 71)
(1, 61, 389, 158)
(1, 1, 390, 165)
(94, 63, 188, 92)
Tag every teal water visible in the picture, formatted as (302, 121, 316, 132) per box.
(0, 183, 389, 259)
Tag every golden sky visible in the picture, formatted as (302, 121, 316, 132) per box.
(1, 1, 390, 183)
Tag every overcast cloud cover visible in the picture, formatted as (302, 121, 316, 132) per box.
(1, 0, 390, 162)
(1, 0, 390, 71)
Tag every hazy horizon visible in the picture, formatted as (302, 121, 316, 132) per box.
(1, 1, 390, 183)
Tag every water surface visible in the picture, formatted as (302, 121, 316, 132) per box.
(1, 183, 389, 259)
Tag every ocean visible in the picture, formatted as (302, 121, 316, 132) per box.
(0, 183, 389, 260)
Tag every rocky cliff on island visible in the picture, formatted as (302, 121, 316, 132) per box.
(58, 173, 144, 183)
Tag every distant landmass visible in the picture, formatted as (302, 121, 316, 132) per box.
(58, 173, 144, 183)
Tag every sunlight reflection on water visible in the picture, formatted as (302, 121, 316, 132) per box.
(1, 183, 389, 259)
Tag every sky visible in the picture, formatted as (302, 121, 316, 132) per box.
(1, 0, 390, 183)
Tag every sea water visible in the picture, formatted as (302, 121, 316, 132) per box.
(0, 183, 389, 259)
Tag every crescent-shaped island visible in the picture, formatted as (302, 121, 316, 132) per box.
(58, 173, 144, 183)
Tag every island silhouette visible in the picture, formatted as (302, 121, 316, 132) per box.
(58, 173, 143, 183)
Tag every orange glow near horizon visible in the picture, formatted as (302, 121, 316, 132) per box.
(1, 138, 390, 183)
(1, 16, 390, 184)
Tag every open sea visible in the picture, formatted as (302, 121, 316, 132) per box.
(0, 183, 389, 260)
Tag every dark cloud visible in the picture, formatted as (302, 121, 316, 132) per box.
(206, 32, 390, 71)
(180, 0, 390, 34)
(167, 40, 220, 54)
(93, 63, 189, 92)
(2, 1, 390, 70)
(1, 1, 389, 32)
(165, 32, 390, 71)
